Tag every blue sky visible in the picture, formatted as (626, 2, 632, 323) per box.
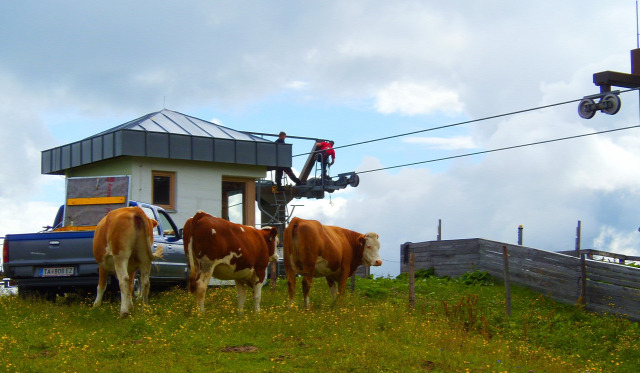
(2, 1, 640, 276)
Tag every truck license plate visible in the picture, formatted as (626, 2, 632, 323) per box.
(39, 267, 75, 277)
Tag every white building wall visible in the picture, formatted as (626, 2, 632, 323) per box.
(130, 157, 265, 228)
(67, 156, 266, 229)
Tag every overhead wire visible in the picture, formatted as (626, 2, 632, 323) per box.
(288, 88, 640, 175)
(356, 123, 640, 175)
(293, 88, 639, 159)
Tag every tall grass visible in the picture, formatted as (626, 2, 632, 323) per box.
(1, 274, 639, 372)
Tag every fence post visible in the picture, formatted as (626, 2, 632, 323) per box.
(517, 225, 523, 245)
(575, 220, 581, 253)
(502, 245, 512, 316)
(576, 221, 592, 294)
(579, 252, 587, 306)
(437, 219, 442, 241)
(408, 253, 415, 309)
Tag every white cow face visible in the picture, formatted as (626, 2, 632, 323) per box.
(262, 226, 280, 262)
(271, 234, 280, 262)
(361, 232, 382, 267)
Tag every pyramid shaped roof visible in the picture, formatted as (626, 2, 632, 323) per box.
(90, 109, 267, 142)
(42, 109, 291, 175)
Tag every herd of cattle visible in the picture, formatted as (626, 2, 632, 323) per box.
(91, 207, 383, 317)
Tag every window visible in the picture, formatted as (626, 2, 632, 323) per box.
(222, 180, 244, 224)
(156, 209, 179, 240)
(152, 171, 176, 211)
(222, 178, 255, 226)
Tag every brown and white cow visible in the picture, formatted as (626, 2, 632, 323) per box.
(283, 217, 382, 308)
(183, 211, 279, 313)
(92, 206, 163, 317)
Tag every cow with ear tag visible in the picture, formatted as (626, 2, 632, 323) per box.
(183, 211, 279, 313)
(92, 206, 164, 317)
(283, 217, 382, 308)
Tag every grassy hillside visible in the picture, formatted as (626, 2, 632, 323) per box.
(1, 273, 639, 372)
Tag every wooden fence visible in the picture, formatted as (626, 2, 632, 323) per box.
(400, 238, 640, 322)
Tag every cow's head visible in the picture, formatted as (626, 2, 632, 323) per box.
(359, 232, 382, 267)
(262, 226, 280, 262)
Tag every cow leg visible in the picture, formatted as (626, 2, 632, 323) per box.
(302, 274, 314, 308)
(236, 282, 247, 314)
(336, 270, 351, 300)
(128, 269, 136, 303)
(139, 263, 151, 307)
(284, 257, 296, 305)
(195, 262, 213, 312)
(286, 272, 297, 306)
(252, 281, 264, 313)
(93, 266, 109, 307)
(326, 278, 338, 298)
(114, 257, 133, 317)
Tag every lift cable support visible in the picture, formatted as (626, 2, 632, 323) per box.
(253, 136, 360, 235)
(578, 48, 640, 119)
(256, 178, 293, 228)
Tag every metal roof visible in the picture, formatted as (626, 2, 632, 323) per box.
(90, 109, 268, 142)
(42, 109, 292, 175)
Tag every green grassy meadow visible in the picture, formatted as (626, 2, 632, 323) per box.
(1, 273, 639, 372)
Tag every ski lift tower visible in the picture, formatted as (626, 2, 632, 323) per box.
(254, 136, 360, 236)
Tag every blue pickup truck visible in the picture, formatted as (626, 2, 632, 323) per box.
(2, 201, 188, 300)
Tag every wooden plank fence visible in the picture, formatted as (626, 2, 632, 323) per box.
(400, 238, 640, 322)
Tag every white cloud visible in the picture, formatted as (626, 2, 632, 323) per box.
(285, 81, 309, 90)
(132, 69, 172, 87)
(0, 71, 59, 200)
(291, 195, 350, 223)
(374, 81, 464, 116)
(404, 136, 476, 150)
(0, 199, 61, 236)
(592, 226, 640, 259)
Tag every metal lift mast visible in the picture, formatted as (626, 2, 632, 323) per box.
(255, 138, 360, 232)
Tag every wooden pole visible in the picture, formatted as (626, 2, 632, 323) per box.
(502, 246, 511, 317)
(575, 220, 581, 253)
(580, 252, 587, 305)
(408, 253, 415, 309)
(517, 225, 523, 245)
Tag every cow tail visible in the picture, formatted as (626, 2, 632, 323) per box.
(284, 219, 296, 247)
(183, 218, 194, 270)
(183, 217, 201, 294)
(284, 218, 300, 261)
(134, 213, 144, 230)
(187, 236, 199, 294)
(290, 217, 300, 241)
(133, 212, 160, 261)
